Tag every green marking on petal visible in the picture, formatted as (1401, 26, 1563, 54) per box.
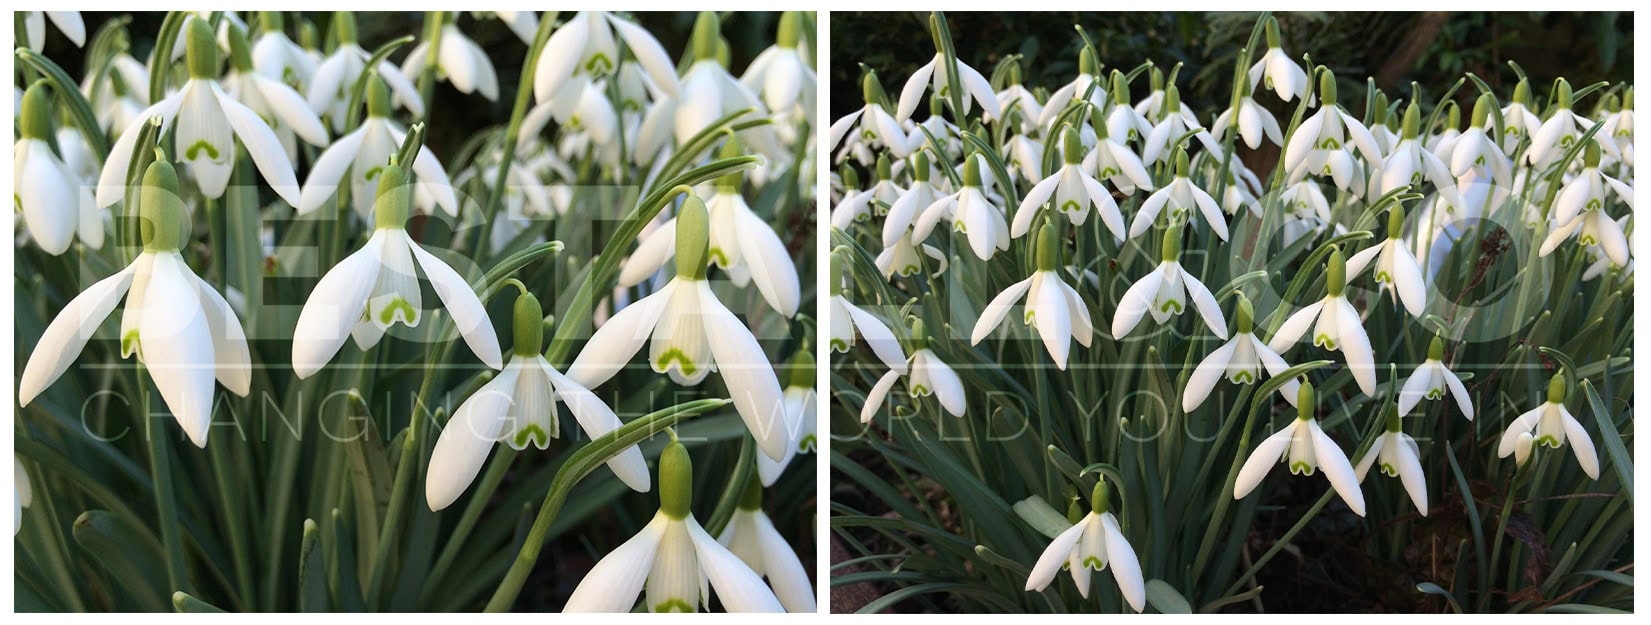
(122, 330, 142, 358)
(1313, 333, 1337, 350)
(1060, 199, 1083, 213)
(1317, 137, 1341, 150)
(1082, 556, 1105, 569)
(512, 424, 550, 449)
(1380, 462, 1398, 477)
(1426, 389, 1443, 400)
(1290, 461, 1315, 475)
(912, 384, 930, 396)
(1537, 435, 1561, 448)
(1579, 234, 1598, 246)
(953, 220, 968, 233)
(1100, 166, 1118, 178)
(707, 247, 730, 267)
(1159, 299, 1183, 314)
(830, 339, 849, 352)
(584, 53, 614, 76)
(185, 139, 221, 162)
(1233, 370, 1255, 384)
(655, 348, 700, 376)
(1375, 270, 1393, 284)
(364, 165, 384, 181)
(378, 297, 418, 325)
(799, 434, 817, 451)
(652, 599, 694, 613)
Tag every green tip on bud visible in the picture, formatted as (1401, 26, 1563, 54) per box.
(1089, 478, 1111, 514)
(910, 318, 929, 350)
(862, 71, 886, 106)
(716, 137, 747, 189)
(365, 72, 392, 117)
(1062, 127, 1083, 165)
(674, 195, 711, 280)
(1110, 70, 1130, 106)
(19, 82, 53, 140)
(1236, 294, 1254, 335)
(1326, 247, 1346, 297)
(1005, 59, 1022, 85)
(914, 152, 930, 182)
(840, 166, 860, 190)
(1079, 45, 1097, 75)
(1512, 78, 1530, 106)
(1546, 371, 1567, 404)
(373, 162, 411, 229)
(1164, 84, 1181, 113)
(963, 154, 983, 188)
(1444, 101, 1460, 131)
(1149, 66, 1163, 92)
(1035, 221, 1062, 271)
(1160, 225, 1183, 263)
(1469, 93, 1493, 129)
(226, 22, 255, 73)
(691, 11, 721, 63)
(1555, 78, 1573, 109)
(513, 291, 545, 357)
(1401, 101, 1421, 140)
(260, 11, 285, 33)
(1428, 336, 1445, 361)
(1384, 402, 1401, 433)
(1584, 141, 1601, 168)
(1317, 70, 1337, 107)
(658, 439, 693, 519)
(185, 17, 219, 79)
(876, 154, 893, 181)
(1265, 17, 1282, 49)
(1296, 382, 1316, 421)
(1065, 498, 1084, 524)
(140, 159, 188, 252)
(776, 11, 802, 48)
(1387, 205, 1405, 239)
(1173, 148, 1189, 178)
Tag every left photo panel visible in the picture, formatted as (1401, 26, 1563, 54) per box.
(10, 10, 818, 612)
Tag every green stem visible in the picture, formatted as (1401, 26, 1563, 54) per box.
(142, 368, 193, 596)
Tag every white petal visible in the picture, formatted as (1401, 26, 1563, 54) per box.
(19, 265, 135, 405)
(736, 209, 800, 317)
(1394, 435, 1430, 515)
(193, 275, 251, 395)
(563, 514, 668, 612)
(1308, 420, 1366, 516)
(97, 96, 181, 207)
(177, 82, 235, 198)
(1267, 301, 1324, 353)
(534, 17, 587, 102)
(1111, 270, 1164, 339)
(697, 283, 788, 461)
(619, 219, 677, 287)
(1183, 339, 1238, 412)
(607, 14, 680, 98)
(1353, 435, 1385, 481)
(1560, 409, 1600, 479)
(1234, 425, 1293, 499)
(1181, 269, 1228, 339)
(1012, 174, 1061, 238)
(1128, 188, 1172, 239)
(751, 513, 816, 612)
(1334, 299, 1376, 395)
(1441, 367, 1474, 420)
(567, 283, 673, 389)
(138, 254, 218, 447)
(1099, 513, 1145, 612)
(896, 58, 937, 122)
(298, 128, 365, 214)
(971, 277, 1034, 344)
(1025, 520, 1085, 592)
(1397, 363, 1435, 416)
(17, 142, 78, 255)
(860, 368, 903, 423)
(425, 367, 517, 510)
(253, 76, 328, 146)
(406, 233, 502, 369)
(843, 300, 909, 374)
(214, 85, 300, 205)
(292, 232, 385, 378)
(687, 518, 784, 612)
(544, 362, 651, 492)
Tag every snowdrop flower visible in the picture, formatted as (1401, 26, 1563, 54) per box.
(1216, 164, 1264, 217)
(1024, 480, 1145, 612)
(828, 249, 910, 374)
(15, 458, 31, 534)
(1527, 79, 1597, 170)
(912, 153, 1011, 260)
(1035, 47, 1106, 129)
(428, 287, 647, 509)
(1268, 248, 1377, 395)
(1183, 296, 1300, 412)
(1128, 149, 1229, 241)
(1211, 80, 1282, 149)
(222, 23, 328, 162)
(81, 52, 151, 138)
(974, 223, 1095, 369)
(1279, 179, 1334, 247)
(882, 154, 944, 246)
(297, 74, 459, 220)
(1597, 88, 1633, 167)
(1014, 128, 1125, 241)
(1132, 67, 1167, 123)
(718, 481, 817, 613)
(291, 163, 501, 378)
(476, 11, 538, 44)
(402, 20, 499, 101)
(832, 156, 903, 228)
(1354, 405, 1428, 515)
(1140, 85, 1225, 166)
(1235, 383, 1366, 516)
(1498, 78, 1542, 152)
(1435, 94, 1512, 189)
(1398, 337, 1473, 419)
(96, 20, 300, 208)
(20, 160, 250, 447)
(864, 320, 966, 420)
(757, 352, 818, 486)
(829, 72, 912, 158)
(21, 11, 84, 51)
(1247, 19, 1307, 102)
(568, 196, 790, 462)
(637, 14, 780, 161)
(740, 12, 816, 117)
(535, 11, 679, 111)
(1002, 133, 1045, 185)
(248, 12, 315, 88)
(308, 12, 424, 132)
(564, 439, 784, 612)
(1497, 373, 1599, 479)
(876, 231, 947, 279)
(993, 62, 1043, 135)
(1083, 110, 1155, 196)
(1539, 143, 1633, 266)
(1113, 226, 1227, 340)
(1582, 216, 1635, 282)
(15, 84, 102, 255)
(829, 167, 871, 228)
(1099, 72, 1154, 145)
(618, 148, 799, 317)
(1373, 102, 1459, 205)
(895, 51, 1000, 122)
(1282, 71, 1383, 187)
(1346, 206, 1427, 317)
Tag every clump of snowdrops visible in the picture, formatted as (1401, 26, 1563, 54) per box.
(829, 11, 1631, 614)
(13, 10, 817, 613)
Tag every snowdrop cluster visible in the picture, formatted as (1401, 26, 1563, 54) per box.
(14, 10, 813, 613)
(830, 13, 1628, 611)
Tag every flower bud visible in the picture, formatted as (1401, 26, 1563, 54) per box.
(1005, 59, 1022, 86)
(1584, 141, 1602, 169)
(1078, 45, 1097, 76)
(19, 82, 52, 141)
(1163, 84, 1181, 114)
(1173, 148, 1190, 178)
(260, 11, 285, 34)
(1383, 402, 1401, 433)
(1036, 221, 1062, 272)
(141, 158, 189, 252)
(674, 194, 712, 280)
(1546, 371, 1567, 404)
(737, 472, 763, 511)
(862, 71, 887, 106)
(513, 291, 544, 357)
(1444, 101, 1460, 132)
(776, 11, 802, 48)
(913, 152, 930, 183)
(1326, 247, 1346, 297)
(786, 348, 816, 388)
(840, 166, 860, 191)
(876, 153, 893, 181)
(1264, 17, 1282, 49)
(962, 153, 983, 188)
(366, 71, 392, 118)
(716, 137, 747, 190)
(1401, 101, 1421, 140)
(1110, 70, 1130, 106)
(373, 161, 411, 229)
(1555, 78, 1573, 110)
(910, 318, 929, 350)
(1514, 432, 1535, 467)
(658, 438, 693, 519)
(1512, 78, 1531, 106)
(1296, 381, 1316, 421)
(185, 17, 219, 79)
(1469, 93, 1493, 129)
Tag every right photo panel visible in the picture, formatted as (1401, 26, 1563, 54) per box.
(826, 11, 1634, 614)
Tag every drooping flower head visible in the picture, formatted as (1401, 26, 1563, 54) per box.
(718, 478, 818, 612)
(1112, 224, 1227, 340)
(973, 221, 1095, 368)
(1497, 372, 1600, 479)
(1354, 404, 1429, 515)
(1024, 478, 1146, 612)
(15, 82, 103, 255)
(1267, 247, 1377, 396)
(1234, 383, 1367, 516)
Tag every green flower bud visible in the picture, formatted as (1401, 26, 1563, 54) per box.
(1036, 221, 1062, 272)
(1428, 336, 1444, 361)
(1236, 294, 1254, 335)
(513, 291, 544, 357)
(1163, 84, 1181, 114)
(910, 318, 929, 350)
(929, 92, 945, 117)
(862, 71, 887, 106)
(1624, 87, 1634, 110)
(776, 11, 802, 48)
(365, 71, 392, 118)
(1148, 66, 1163, 93)
(690, 12, 720, 64)
(1078, 45, 1097, 76)
(1584, 141, 1601, 169)
(829, 246, 846, 294)
(658, 438, 693, 519)
(1469, 93, 1493, 129)
(373, 161, 412, 229)
(1174, 148, 1189, 178)
(1512, 78, 1530, 106)
(913, 152, 930, 183)
(1401, 101, 1421, 140)
(1555, 78, 1573, 110)
(1318, 70, 1337, 107)
(876, 153, 893, 181)
(1062, 127, 1083, 165)
(1005, 59, 1022, 86)
(1384, 402, 1401, 433)
(1296, 382, 1316, 421)
(1066, 498, 1084, 524)
(1089, 105, 1111, 142)
(840, 166, 860, 190)
(963, 154, 983, 188)
(1546, 371, 1567, 404)
(1265, 17, 1282, 49)
(19, 82, 52, 141)
(1326, 247, 1346, 297)
(1089, 478, 1110, 514)
(140, 158, 189, 252)
(1160, 225, 1182, 263)
(1387, 205, 1405, 240)
(1110, 70, 1130, 106)
(333, 11, 358, 45)
(226, 22, 255, 74)
(674, 195, 711, 280)
(1371, 91, 1389, 125)
(186, 18, 219, 80)
(1444, 101, 1460, 132)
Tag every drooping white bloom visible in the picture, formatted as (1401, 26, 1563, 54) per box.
(427, 291, 646, 510)
(638, 58, 780, 163)
(618, 180, 799, 318)
(1354, 412, 1429, 516)
(534, 11, 679, 110)
(876, 232, 947, 280)
(863, 343, 966, 421)
(756, 361, 817, 486)
(1024, 483, 1145, 612)
(402, 23, 500, 101)
(222, 23, 328, 162)
(1234, 384, 1366, 516)
(80, 52, 151, 138)
(477, 11, 538, 44)
(1112, 228, 1227, 340)
(1397, 338, 1473, 419)
(1002, 134, 1045, 185)
(1247, 21, 1307, 102)
(249, 14, 316, 88)
(565, 442, 784, 613)
(1526, 79, 1597, 170)
(1034, 48, 1105, 129)
(291, 164, 501, 378)
(22, 11, 84, 52)
(1282, 72, 1383, 185)
(896, 53, 1001, 122)
(719, 500, 818, 613)
(1267, 249, 1377, 396)
(912, 155, 1011, 260)
(1497, 375, 1599, 479)
(568, 198, 790, 462)
(740, 12, 816, 118)
(1539, 145, 1634, 266)
(1597, 89, 1634, 167)
(1373, 105, 1458, 205)
(1182, 297, 1299, 413)
(307, 13, 424, 132)
(1498, 79, 1542, 153)
(1127, 149, 1229, 241)
(1346, 207, 1428, 317)
(1140, 86, 1225, 166)
(1433, 94, 1512, 189)
(830, 72, 912, 158)
(297, 74, 458, 221)
(1279, 179, 1335, 247)
(1013, 129, 1125, 241)
(15, 86, 102, 255)
(20, 161, 250, 448)
(96, 20, 300, 208)
(1083, 124, 1155, 196)
(994, 82, 1044, 136)
(1211, 95, 1282, 149)
(975, 227, 1095, 369)
(828, 293, 909, 375)
(831, 156, 905, 229)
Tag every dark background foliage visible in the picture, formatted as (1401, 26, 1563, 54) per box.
(830, 11, 1633, 121)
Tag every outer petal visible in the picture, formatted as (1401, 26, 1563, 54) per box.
(193, 275, 251, 395)
(1024, 520, 1085, 592)
(19, 265, 135, 405)
(1308, 419, 1366, 516)
(1394, 435, 1430, 515)
(1396, 362, 1435, 416)
(97, 95, 181, 207)
(138, 255, 217, 447)
(1029, 275, 1073, 368)
(1559, 410, 1600, 479)
(736, 209, 801, 317)
(534, 16, 588, 102)
(970, 277, 1034, 344)
(1441, 367, 1475, 420)
(618, 219, 677, 287)
(860, 368, 903, 423)
(292, 232, 385, 378)
(215, 86, 301, 205)
(1181, 269, 1228, 339)
(751, 513, 817, 612)
(1267, 301, 1324, 353)
(425, 368, 516, 510)
(18, 143, 78, 255)
(1234, 426, 1293, 499)
(563, 514, 668, 612)
(1352, 434, 1386, 480)
(1099, 513, 1146, 612)
(687, 519, 784, 612)
(698, 283, 788, 461)
(843, 301, 909, 374)
(406, 235, 503, 370)
(1110, 269, 1163, 339)
(1334, 299, 1376, 395)
(254, 75, 328, 146)
(923, 355, 967, 416)
(544, 363, 651, 492)
(1182, 339, 1239, 412)
(1252, 337, 1301, 406)
(298, 128, 365, 214)
(607, 14, 680, 98)
(566, 284, 673, 388)
(1012, 174, 1062, 238)
(895, 58, 937, 122)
